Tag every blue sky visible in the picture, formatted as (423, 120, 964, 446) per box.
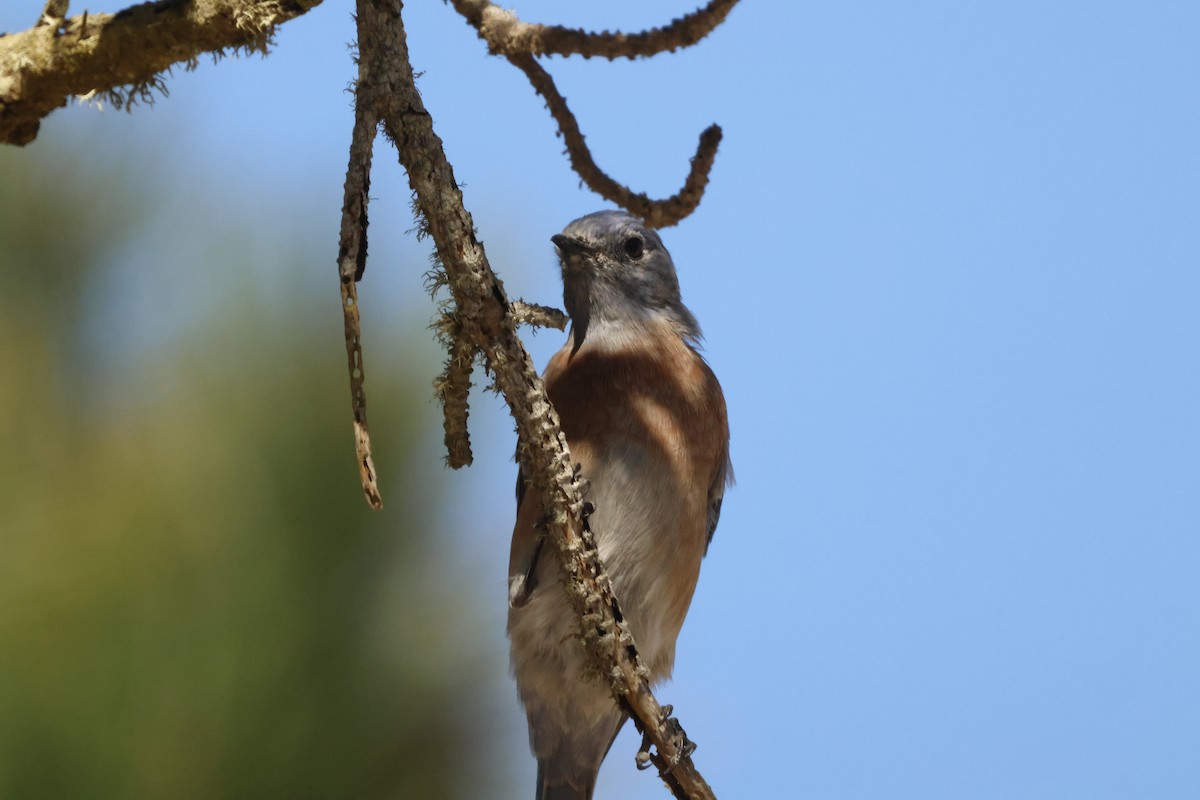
(4, 1, 1199, 797)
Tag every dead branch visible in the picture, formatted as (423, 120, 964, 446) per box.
(0, 0, 323, 146)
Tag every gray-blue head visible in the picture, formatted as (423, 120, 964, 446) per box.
(551, 210, 701, 351)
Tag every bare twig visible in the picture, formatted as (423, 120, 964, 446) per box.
(436, 324, 476, 469)
(352, 0, 717, 795)
(336, 69, 383, 509)
(511, 299, 568, 331)
(338, 274, 383, 509)
(511, 52, 722, 228)
(451, 0, 740, 60)
(0, 0, 323, 146)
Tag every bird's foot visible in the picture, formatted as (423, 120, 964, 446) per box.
(634, 704, 697, 773)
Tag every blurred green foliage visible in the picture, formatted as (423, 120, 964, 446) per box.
(0, 145, 505, 799)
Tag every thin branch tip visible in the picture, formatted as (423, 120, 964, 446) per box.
(511, 300, 568, 331)
(437, 330, 476, 469)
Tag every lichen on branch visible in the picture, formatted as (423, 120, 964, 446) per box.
(0, 0, 324, 146)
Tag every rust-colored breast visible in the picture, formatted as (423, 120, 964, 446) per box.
(544, 331, 727, 491)
(544, 327, 727, 575)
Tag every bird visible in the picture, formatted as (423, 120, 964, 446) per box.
(508, 210, 731, 800)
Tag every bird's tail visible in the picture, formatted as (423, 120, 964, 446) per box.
(535, 759, 596, 800)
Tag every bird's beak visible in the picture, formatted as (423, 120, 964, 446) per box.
(551, 233, 592, 257)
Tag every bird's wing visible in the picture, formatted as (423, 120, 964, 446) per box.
(509, 462, 546, 608)
(705, 450, 733, 552)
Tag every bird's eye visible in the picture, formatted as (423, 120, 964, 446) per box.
(623, 235, 645, 260)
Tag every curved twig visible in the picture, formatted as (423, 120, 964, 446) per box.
(510, 52, 722, 228)
(451, 0, 740, 60)
(448, 0, 732, 227)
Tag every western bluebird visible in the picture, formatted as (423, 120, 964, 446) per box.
(508, 210, 732, 800)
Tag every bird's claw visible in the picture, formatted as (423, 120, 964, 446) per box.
(635, 726, 654, 771)
(662, 705, 697, 767)
(633, 705, 697, 773)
